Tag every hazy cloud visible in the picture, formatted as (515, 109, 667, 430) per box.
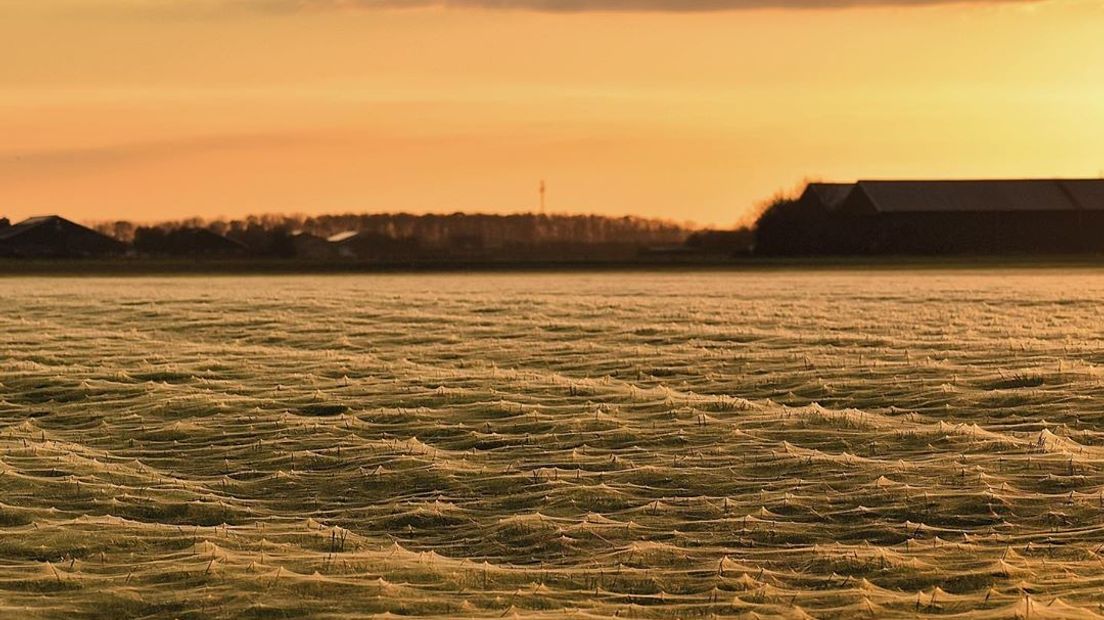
(56, 0, 1043, 15)
(258, 0, 1042, 11)
(0, 132, 348, 180)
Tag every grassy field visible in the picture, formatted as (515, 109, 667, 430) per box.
(2, 270, 1104, 618)
(4, 255, 1104, 275)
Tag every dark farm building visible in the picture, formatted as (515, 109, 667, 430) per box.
(755, 179, 1104, 255)
(328, 231, 421, 261)
(290, 231, 339, 260)
(0, 216, 126, 258)
(133, 227, 250, 257)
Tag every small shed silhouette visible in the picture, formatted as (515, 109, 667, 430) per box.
(133, 227, 250, 257)
(327, 231, 421, 260)
(172, 228, 249, 256)
(290, 231, 339, 260)
(0, 216, 126, 258)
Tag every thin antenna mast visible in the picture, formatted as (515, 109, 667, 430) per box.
(539, 180, 546, 214)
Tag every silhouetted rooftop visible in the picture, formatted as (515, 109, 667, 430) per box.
(327, 231, 359, 243)
(801, 182, 855, 211)
(0, 215, 66, 240)
(0, 215, 125, 257)
(847, 179, 1104, 213)
(1058, 180, 1104, 211)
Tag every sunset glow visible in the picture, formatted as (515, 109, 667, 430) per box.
(3, 0, 1103, 226)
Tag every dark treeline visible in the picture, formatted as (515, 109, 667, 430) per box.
(753, 193, 825, 256)
(99, 213, 690, 243)
(88, 212, 731, 260)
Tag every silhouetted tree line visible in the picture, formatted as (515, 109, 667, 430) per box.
(683, 229, 754, 254)
(93, 212, 702, 259)
(752, 194, 826, 256)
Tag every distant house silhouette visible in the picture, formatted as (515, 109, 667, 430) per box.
(326, 231, 359, 259)
(133, 226, 250, 257)
(0, 216, 125, 258)
(757, 179, 1104, 255)
(173, 228, 249, 257)
(290, 231, 338, 260)
(328, 231, 421, 260)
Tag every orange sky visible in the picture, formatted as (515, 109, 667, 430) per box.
(2, 0, 1102, 227)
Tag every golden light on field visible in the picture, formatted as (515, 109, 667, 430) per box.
(1, 1, 1102, 225)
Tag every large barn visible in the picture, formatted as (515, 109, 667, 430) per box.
(0, 216, 126, 258)
(756, 179, 1104, 255)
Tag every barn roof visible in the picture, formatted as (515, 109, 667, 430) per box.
(327, 231, 359, 243)
(0, 215, 125, 257)
(173, 227, 248, 249)
(851, 180, 1104, 213)
(802, 183, 855, 211)
(0, 215, 67, 240)
(1057, 180, 1104, 211)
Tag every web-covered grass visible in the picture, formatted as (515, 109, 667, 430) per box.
(2, 270, 1104, 618)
